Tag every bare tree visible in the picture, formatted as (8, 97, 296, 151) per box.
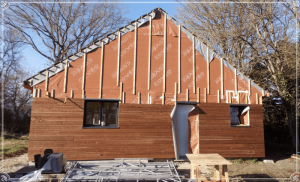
(0, 30, 32, 134)
(176, 0, 298, 149)
(4, 0, 129, 63)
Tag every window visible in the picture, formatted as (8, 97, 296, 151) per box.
(230, 105, 250, 126)
(83, 101, 119, 128)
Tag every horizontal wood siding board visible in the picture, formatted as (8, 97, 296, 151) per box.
(198, 103, 265, 158)
(28, 98, 175, 161)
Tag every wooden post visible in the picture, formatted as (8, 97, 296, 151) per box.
(82, 53, 87, 91)
(148, 93, 150, 104)
(117, 31, 121, 86)
(207, 46, 210, 94)
(51, 89, 54, 98)
(33, 87, 36, 98)
(138, 92, 141, 104)
(38, 89, 41, 98)
(178, 25, 181, 93)
(237, 92, 240, 104)
(175, 82, 178, 105)
(193, 36, 196, 94)
(235, 68, 237, 96)
(71, 90, 73, 98)
(120, 82, 123, 103)
(218, 90, 220, 103)
(163, 12, 167, 93)
(82, 90, 85, 99)
(122, 92, 125, 103)
(222, 165, 229, 182)
(162, 93, 165, 105)
(133, 22, 137, 95)
(196, 165, 201, 182)
(256, 93, 259, 104)
(197, 87, 200, 102)
(248, 79, 251, 96)
(45, 69, 49, 91)
(204, 88, 207, 103)
(245, 92, 248, 104)
(214, 165, 220, 181)
(63, 60, 68, 93)
(190, 163, 194, 179)
(229, 92, 232, 103)
(100, 42, 104, 98)
(186, 89, 189, 102)
(148, 17, 152, 90)
(221, 58, 224, 95)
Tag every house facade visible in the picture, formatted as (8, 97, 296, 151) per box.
(24, 8, 265, 161)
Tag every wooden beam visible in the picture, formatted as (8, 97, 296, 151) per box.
(38, 89, 41, 98)
(63, 60, 68, 93)
(245, 92, 248, 104)
(186, 89, 189, 101)
(229, 92, 232, 103)
(204, 88, 207, 103)
(122, 92, 125, 103)
(175, 82, 177, 105)
(163, 12, 167, 93)
(138, 92, 141, 104)
(119, 82, 123, 103)
(256, 93, 259, 104)
(82, 90, 85, 99)
(71, 90, 73, 98)
(162, 93, 165, 105)
(221, 58, 224, 95)
(235, 68, 237, 96)
(178, 25, 181, 93)
(82, 53, 87, 91)
(207, 46, 210, 94)
(117, 31, 121, 86)
(148, 93, 150, 104)
(248, 79, 251, 96)
(193, 36, 196, 94)
(99, 42, 104, 98)
(237, 92, 240, 104)
(33, 87, 36, 98)
(133, 22, 137, 95)
(218, 90, 220, 103)
(197, 87, 200, 102)
(45, 69, 49, 91)
(148, 17, 152, 90)
(51, 89, 54, 98)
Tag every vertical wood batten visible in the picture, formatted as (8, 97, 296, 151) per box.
(229, 92, 232, 103)
(178, 25, 181, 93)
(235, 68, 237, 96)
(193, 36, 196, 94)
(162, 93, 165, 105)
(175, 82, 177, 105)
(117, 31, 121, 86)
(63, 60, 68, 93)
(38, 89, 41, 98)
(71, 90, 73, 98)
(197, 87, 200, 102)
(218, 90, 220, 103)
(133, 22, 137, 95)
(120, 82, 123, 103)
(186, 89, 189, 102)
(148, 93, 150, 104)
(82, 53, 87, 99)
(248, 79, 251, 96)
(99, 42, 104, 98)
(45, 69, 49, 92)
(122, 92, 125, 103)
(138, 92, 141, 104)
(163, 12, 167, 93)
(256, 93, 258, 104)
(204, 88, 207, 103)
(33, 87, 36, 97)
(207, 46, 210, 94)
(148, 17, 152, 90)
(221, 58, 224, 95)
(51, 89, 54, 98)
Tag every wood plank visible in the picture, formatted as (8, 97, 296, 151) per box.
(148, 17, 152, 90)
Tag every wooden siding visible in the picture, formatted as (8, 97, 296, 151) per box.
(198, 103, 265, 158)
(28, 98, 175, 161)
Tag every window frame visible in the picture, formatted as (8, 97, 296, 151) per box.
(229, 104, 251, 127)
(82, 99, 120, 129)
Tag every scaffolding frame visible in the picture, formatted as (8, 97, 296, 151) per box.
(61, 160, 181, 182)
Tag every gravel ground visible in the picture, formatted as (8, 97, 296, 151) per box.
(1, 153, 29, 174)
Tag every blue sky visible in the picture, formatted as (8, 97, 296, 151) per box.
(21, 1, 180, 73)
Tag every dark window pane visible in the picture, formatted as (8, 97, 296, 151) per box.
(230, 106, 240, 125)
(85, 102, 101, 125)
(103, 102, 118, 125)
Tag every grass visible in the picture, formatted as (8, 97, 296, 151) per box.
(0, 135, 28, 159)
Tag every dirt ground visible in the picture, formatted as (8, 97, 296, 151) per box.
(176, 156, 299, 182)
(4, 152, 299, 182)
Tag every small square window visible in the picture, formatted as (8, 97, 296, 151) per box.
(230, 105, 250, 126)
(84, 101, 119, 128)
